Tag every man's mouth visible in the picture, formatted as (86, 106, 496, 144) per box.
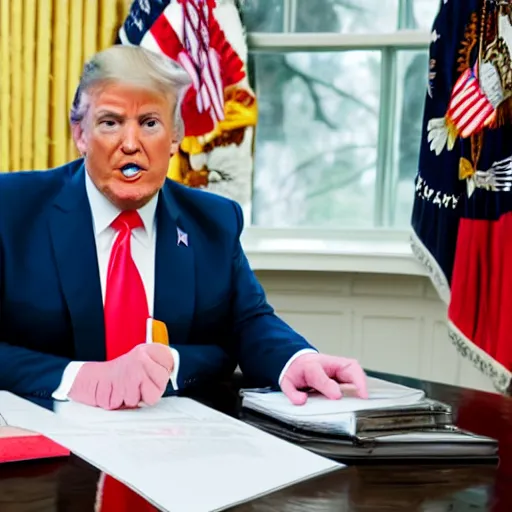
(119, 164, 143, 180)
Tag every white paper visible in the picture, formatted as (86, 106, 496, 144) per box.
(0, 392, 341, 512)
(241, 377, 426, 436)
(374, 431, 490, 443)
(242, 377, 425, 417)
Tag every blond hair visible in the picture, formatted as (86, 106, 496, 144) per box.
(70, 45, 191, 140)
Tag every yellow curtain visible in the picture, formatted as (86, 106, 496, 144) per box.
(0, 0, 132, 172)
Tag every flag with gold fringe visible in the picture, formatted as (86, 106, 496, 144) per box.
(412, 0, 512, 393)
(118, 0, 257, 210)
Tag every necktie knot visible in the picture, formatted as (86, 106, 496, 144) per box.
(111, 210, 144, 232)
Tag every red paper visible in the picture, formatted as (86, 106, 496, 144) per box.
(0, 427, 70, 463)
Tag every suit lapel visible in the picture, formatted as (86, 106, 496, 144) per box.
(153, 183, 195, 345)
(48, 165, 106, 361)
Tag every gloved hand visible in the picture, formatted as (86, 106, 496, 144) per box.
(68, 344, 173, 410)
(280, 353, 368, 405)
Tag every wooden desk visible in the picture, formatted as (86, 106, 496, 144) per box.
(0, 372, 511, 511)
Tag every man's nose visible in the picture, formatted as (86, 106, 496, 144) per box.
(121, 124, 141, 154)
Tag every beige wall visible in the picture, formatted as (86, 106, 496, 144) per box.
(255, 270, 496, 393)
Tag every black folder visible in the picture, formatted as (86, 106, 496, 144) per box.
(240, 401, 499, 463)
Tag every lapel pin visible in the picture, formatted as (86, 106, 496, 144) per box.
(177, 227, 189, 247)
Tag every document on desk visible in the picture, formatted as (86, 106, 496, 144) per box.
(0, 392, 341, 512)
(241, 376, 427, 435)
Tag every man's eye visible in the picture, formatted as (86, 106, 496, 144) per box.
(101, 119, 117, 127)
(144, 119, 159, 128)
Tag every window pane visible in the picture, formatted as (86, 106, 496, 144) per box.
(240, 0, 439, 34)
(392, 49, 429, 227)
(412, 0, 440, 31)
(294, 0, 397, 33)
(239, 0, 284, 32)
(251, 51, 381, 228)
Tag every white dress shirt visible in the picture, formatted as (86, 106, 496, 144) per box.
(52, 171, 313, 401)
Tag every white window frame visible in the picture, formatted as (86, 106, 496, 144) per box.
(242, 0, 433, 276)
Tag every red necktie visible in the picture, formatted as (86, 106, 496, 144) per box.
(104, 210, 149, 361)
(96, 473, 157, 512)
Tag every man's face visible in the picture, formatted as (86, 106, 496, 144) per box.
(73, 82, 178, 210)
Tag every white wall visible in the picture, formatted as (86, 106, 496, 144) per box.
(255, 270, 496, 393)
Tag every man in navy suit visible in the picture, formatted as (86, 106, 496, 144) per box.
(0, 45, 367, 410)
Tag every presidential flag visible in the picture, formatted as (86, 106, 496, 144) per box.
(412, 0, 512, 393)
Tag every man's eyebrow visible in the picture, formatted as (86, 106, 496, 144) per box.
(95, 110, 125, 118)
(138, 111, 162, 119)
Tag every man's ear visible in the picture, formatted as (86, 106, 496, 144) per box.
(170, 139, 179, 157)
(71, 123, 87, 156)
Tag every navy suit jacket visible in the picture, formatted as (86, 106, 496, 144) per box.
(0, 160, 313, 402)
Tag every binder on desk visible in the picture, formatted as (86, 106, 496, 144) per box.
(0, 426, 70, 464)
(0, 412, 70, 464)
(240, 378, 498, 462)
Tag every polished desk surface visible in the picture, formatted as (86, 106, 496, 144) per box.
(1, 371, 511, 511)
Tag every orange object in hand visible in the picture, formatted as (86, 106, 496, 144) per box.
(152, 319, 169, 346)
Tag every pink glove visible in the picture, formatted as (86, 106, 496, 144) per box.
(280, 353, 368, 405)
(68, 344, 174, 410)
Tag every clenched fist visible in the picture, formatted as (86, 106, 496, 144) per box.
(68, 344, 173, 410)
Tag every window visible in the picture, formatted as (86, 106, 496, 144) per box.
(241, 0, 439, 229)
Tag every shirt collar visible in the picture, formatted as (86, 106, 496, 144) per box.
(84, 170, 158, 242)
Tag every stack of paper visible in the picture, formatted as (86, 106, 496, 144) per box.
(241, 377, 428, 436)
(240, 377, 498, 461)
(0, 392, 341, 512)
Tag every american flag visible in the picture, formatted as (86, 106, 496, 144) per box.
(446, 63, 496, 139)
(119, 0, 245, 135)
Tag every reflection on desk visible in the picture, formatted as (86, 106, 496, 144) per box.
(0, 370, 511, 512)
